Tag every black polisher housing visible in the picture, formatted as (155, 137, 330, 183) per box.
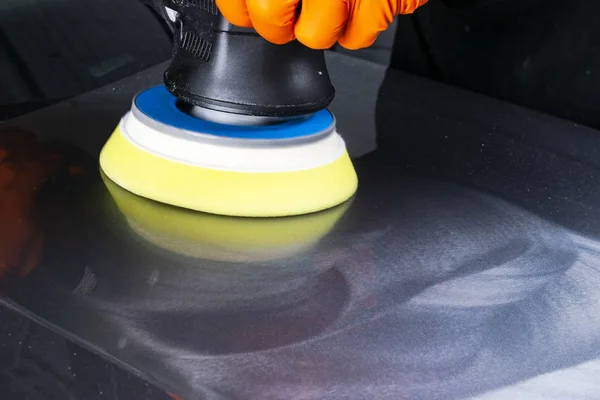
(162, 0, 336, 118)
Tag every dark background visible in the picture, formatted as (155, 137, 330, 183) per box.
(3, 0, 599, 130)
(0, 0, 172, 120)
(391, 0, 600, 129)
(1, 0, 598, 398)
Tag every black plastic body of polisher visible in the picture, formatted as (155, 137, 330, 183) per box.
(161, 0, 335, 118)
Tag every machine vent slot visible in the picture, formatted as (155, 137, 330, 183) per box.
(181, 31, 213, 61)
(190, 0, 218, 15)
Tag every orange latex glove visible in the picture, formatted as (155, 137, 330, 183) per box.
(0, 127, 84, 279)
(216, 0, 428, 50)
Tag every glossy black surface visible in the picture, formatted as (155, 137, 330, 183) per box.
(5, 51, 600, 399)
(0, 306, 170, 400)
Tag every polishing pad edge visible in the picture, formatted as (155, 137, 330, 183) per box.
(100, 125, 358, 217)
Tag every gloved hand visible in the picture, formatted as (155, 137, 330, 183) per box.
(0, 127, 84, 279)
(216, 0, 428, 50)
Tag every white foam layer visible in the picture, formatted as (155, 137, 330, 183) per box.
(120, 110, 347, 173)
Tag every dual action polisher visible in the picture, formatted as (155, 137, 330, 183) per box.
(99, 0, 358, 217)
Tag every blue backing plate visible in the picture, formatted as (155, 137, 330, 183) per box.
(134, 85, 334, 140)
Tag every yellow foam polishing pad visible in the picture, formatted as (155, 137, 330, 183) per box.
(102, 172, 351, 262)
(99, 125, 358, 218)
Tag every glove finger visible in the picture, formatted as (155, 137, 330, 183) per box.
(399, 0, 429, 14)
(246, 0, 300, 44)
(338, 2, 392, 50)
(295, 0, 349, 49)
(216, 0, 253, 27)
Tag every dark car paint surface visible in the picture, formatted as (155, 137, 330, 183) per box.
(3, 51, 600, 399)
